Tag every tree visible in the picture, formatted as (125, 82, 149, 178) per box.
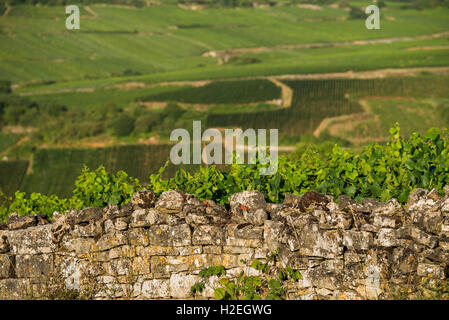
(0, 81, 11, 94)
(164, 102, 186, 119)
(377, 0, 387, 9)
(135, 114, 158, 134)
(111, 114, 135, 137)
(349, 6, 365, 19)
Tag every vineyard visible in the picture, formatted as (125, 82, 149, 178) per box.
(139, 80, 281, 104)
(0, 160, 28, 196)
(0, 2, 449, 220)
(18, 144, 201, 198)
(1, 75, 447, 198)
(1, 125, 448, 222)
(207, 76, 449, 137)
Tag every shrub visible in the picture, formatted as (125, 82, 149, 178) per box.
(190, 249, 302, 300)
(111, 114, 135, 137)
(149, 125, 449, 205)
(1, 125, 448, 221)
(0, 166, 141, 222)
(0, 190, 10, 222)
(163, 102, 186, 119)
(2, 191, 82, 221)
(134, 114, 158, 134)
(43, 103, 67, 118)
(72, 165, 141, 208)
(349, 6, 366, 19)
(0, 81, 11, 94)
(377, 0, 387, 8)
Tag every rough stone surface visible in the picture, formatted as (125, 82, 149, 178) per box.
(1, 188, 448, 300)
(148, 224, 191, 247)
(130, 190, 157, 210)
(6, 213, 38, 230)
(0, 254, 14, 279)
(155, 191, 185, 214)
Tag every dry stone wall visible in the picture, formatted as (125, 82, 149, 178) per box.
(0, 187, 448, 300)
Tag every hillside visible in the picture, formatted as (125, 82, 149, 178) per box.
(0, 1, 448, 198)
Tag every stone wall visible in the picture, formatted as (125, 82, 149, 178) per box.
(0, 187, 448, 300)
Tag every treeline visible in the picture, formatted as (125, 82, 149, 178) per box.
(0, 79, 178, 151)
(0, 81, 67, 131)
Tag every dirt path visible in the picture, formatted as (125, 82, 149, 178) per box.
(313, 97, 417, 143)
(135, 77, 290, 109)
(3, 3, 10, 16)
(84, 6, 99, 19)
(406, 45, 449, 51)
(18, 87, 95, 96)
(313, 101, 372, 138)
(269, 66, 449, 80)
(313, 97, 377, 138)
(138, 100, 283, 110)
(318, 99, 377, 139)
(203, 31, 449, 58)
(0, 136, 29, 159)
(268, 77, 293, 108)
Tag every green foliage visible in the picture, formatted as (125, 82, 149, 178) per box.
(407, 0, 449, 10)
(0, 165, 142, 222)
(0, 134, 23, 153)
(163, 102, 186, 119)
(2, 125, 449, 222)
(208, 77, 449, 138)
(437, 102, 449, 126)
(198, 266, 227, 278)
(42, 103, 67, 118)
(19, 144, 179, 198)
(141, 80, 281, 105)
(134, 114, 159, 134)
(72, 166, 141, 208)
(0, 190, 10, 222)
(148, 162, 235, 206)
(0, 81, 11, 94)
(4, 0, 148, 6)
(149, 125, 449, 205)
(0, 160, 29, 197)
(349, 6, 366, 19)
(377, 0, 387, 8)
(190, 249, 302, 300)
(111, 114, 135, 137)
(1, 191, 82, 221)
